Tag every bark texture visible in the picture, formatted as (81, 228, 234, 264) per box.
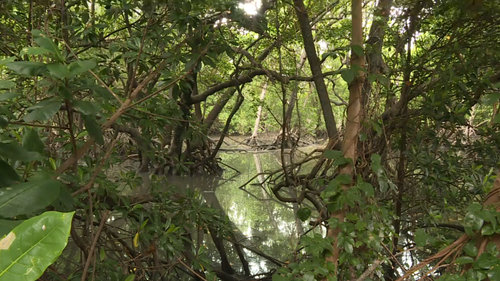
(361, 0, 392, 107)
(325, 0, 365, 273)
(249, 80, 268, 145)
(293, 0, 339, 142)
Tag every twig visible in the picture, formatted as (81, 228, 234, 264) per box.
(81, 210, 110, 281)
(354, 260, 382, 281)
(382, 242, 406, 273)
(395, 234, 469, 281)
(128, 18, 152, 97)
(9, 121, 68, 130)
(72, 132, 119, 196)
(61, 41, 123, 105)
(178, 259, 208, 281)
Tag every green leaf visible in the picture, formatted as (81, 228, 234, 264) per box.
(475, 252, 497, 269)
(0, 92, 21, 101)
(327, 276, 338, 281)
(123, 274, 136, 281)
(455, 256, 474, 265)
(324, 150, 343, 160)
(463, 242, 478, 257)
(0, 159, 20, 188)
(351, 45, 364, 57)
(272, 274, 288, 281)
(0, 211, 74, 281)
(0, 116, 7, 128)
(370, 154, 383, 174)
(487, 242, 499, 255)
(493, 114, 500, 124)
(22, 129, 45, 153)
(0, 57, 16, 67)
(414, 229, 429, 247)
(321, 52, 338, 61)
(297, 208, 312, 222)
(481, 93, 500, 106)
(303, 272, 315, 281)
(68, 60, 97, 76)
(341, 68, 355, 84)
(0, 179, 63, 218)
(0, 81, 15, 89)
(488, 266, 500, 280)
(358, 182, 375, 197)
(82, 115, 104, 145)
(51, 185, 75, 212)
(344, 243, 353, 254)
(0, 219, 22, 237)
(57, 84, 72, 99)
(6, 61, 47, 76)
(464, 212, 484, 232)
(32, 29, 64, 61)
(47, 63, 70, 79)
(482, 224, 494, 236)
(336, 174, 352, 185)
(72, 100, 99, 115)
(20, 47, 52, 56)
(85, 84, 114, 100)
(24, 100, 61, 122)
(0, 142, 42, 162)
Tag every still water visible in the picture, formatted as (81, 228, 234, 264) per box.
(108, 138, 324, 276)
(164, 145, 323, 274)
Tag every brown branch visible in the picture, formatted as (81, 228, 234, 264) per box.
(71, 133, 119, 196)
(54, 60, 167, 175)
(190, 69, 341, 104)
(81, 210, 110, 281)
(8, 121, 68, 130)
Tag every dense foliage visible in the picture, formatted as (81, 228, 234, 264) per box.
(1, 0, 500, 280)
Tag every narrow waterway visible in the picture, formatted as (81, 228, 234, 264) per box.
(109, 136, 325, 275)
(164, 141, 323, 274)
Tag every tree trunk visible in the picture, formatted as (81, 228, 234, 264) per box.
(284, 50, 307, 126)
(293, 0, 339, 143)
(202, 43, 277, 132)
(361, 0, 392, 107)
(249, 80, 268, 145)
(325, 0, 365, 274)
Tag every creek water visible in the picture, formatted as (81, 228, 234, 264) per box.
(163, 141, 323, 274)
(111, 137, 325, 275)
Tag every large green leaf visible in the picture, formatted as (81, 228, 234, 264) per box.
(0, 117, 7, 128)
(351, 44, 364, 57)
(23, 100, 61, 122)
(0, 142, 42, 162)
(68, 60, 97, 76)
(0, 57, 15, 67)
(22, 129, 45, 154)
(0, 159, 20, 188)
(72, 100, 99, 115)
(341, 68, 356, 84)
(0, 92, 21, 101)
(32, 30, 64, 62)
(84, 84, 114, 100)
(0, 219, 21, 237)
(82, 115, 104, 145)
(47, 63, 70, 80)
(0, 211, 74, 281)
(6, 62, 47, 76)
(0, 81, 15, 89)
(0, 179, 63, 218)
(20, 47, 52, 57)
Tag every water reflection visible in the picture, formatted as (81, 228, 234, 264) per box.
(110, 141, 324, 276)
(166, 146, 322, 275)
